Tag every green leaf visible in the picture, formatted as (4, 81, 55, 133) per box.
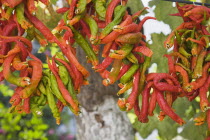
(180, 120, 207, 140)
(133, 114, 179, 139)
(149, 0, 183, 30)
(150, 33, 168, 73)
(0, 84, 14, 97)
(127, 0, 148, 15)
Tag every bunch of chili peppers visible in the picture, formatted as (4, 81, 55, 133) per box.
(134, 3, 209, 139)
(0, 0, 210, 137)
(0, 0, 155, 125)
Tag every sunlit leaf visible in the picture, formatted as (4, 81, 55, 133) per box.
(149, 0, 183, 30)
(127, 0, 148, 15)
(150, 33, 168, 73)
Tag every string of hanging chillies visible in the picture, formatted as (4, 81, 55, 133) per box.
(0, 0, 155, 125)
(139, 2, 210, 139)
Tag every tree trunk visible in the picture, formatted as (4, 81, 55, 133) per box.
(75, 50, 134, 140)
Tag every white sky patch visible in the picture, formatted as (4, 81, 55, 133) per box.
(140, 1, 171, 44)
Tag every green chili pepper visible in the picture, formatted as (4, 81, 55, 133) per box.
(83, 15, 99, 44)
(95, 0, 106, 19)
(139, 56, 151, 93)
(45, 76, 61, 125)
(120, 64, 139, 84)
(75, 0, 87, 15)
(16, 3, 32, 29)
(103, 59, 122, 86)
(50, 73, 68, 106)
(205, 53, 210, 61)
(26, 27, 35, 41)
(71, 26, 98, 66)
(99, 5, 126, 39)
(191, 43, 198, 56)
(109, 43, 133, 59)
(67, 76, 79, 106)
(58, 65, 69, 86)
(179, 45, 191, 58)
(192, 50, 207, 78)
(170, 52, 190, 69)
(175, 30, 181, 44)
(30, 98, 43, 117)
(55, 52, 68, 62)
(38, 81, 46, 95)
(38, 94, 47, 106)
(4, 7, 13, 20)
(126, 53, 139, 64)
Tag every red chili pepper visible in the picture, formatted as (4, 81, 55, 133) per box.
(153, 73, 182, 92)
(186, 37, 206, 47)
(191, 62, 210, 90)
(25, 9, 56, 43)
(199, 76, 210, 112)
(94, 57, 114, 72)
(101, 15, 133, 44)
(56, 100, 65, 112)
(9, 87, 22, 106)
(99, 69, 110, 79)
(20, 60, 43, 99)
(117, 63, 132, 80)
(137, 17, 156, 31)
(156, 89, 185, 125)
(56, 7, 69, 14)
(117, 98, 127, 111)
(105, 0, 121, 24)
(175, 65, 191, 92)
(3, 54, 30, 87)
(138, 81, 153, 123)
(23, 98, 30, 114)
(113, 23, 139, 34)
(148, 87, 157, 116)
(39, 0, 49, 5)
(164, 54, 176, 78)
(126, 70, 140, 111)
(27, 0, 37, 15)
(12, 54, 28, 71)
(0, 35, 32, 52)
(79, 19, 91, 38)
(134, 99, 141, 119)
(2, 0, 23, 8)
(58, 42, 90, 77)
(133, 46, 153, 57)
(132, 7, 149, 21)
(206, 104, 210, 138)
(51, 56, 59, 73)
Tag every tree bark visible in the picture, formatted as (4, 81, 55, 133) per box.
(75, 50, 134, 140)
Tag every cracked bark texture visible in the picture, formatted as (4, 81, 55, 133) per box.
(75, 49, 134, 140)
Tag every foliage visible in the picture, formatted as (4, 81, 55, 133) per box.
(150, 33, 168, 73)
(0, 101, 48, 140)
